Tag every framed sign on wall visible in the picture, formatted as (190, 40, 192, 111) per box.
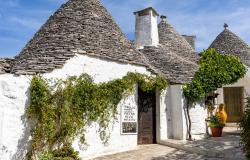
(121, 104, 137, 135)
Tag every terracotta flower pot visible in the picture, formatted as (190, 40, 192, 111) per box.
(211, 127, 223, 137)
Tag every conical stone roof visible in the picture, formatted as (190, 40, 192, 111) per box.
(209, 28, 250, 67)
(140, 45, 198, 84)
(158, 19, 199, 62)
(11, 0, 147, 75)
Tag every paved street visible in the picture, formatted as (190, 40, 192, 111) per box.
(93, 144, 207, 160)
(93, 127, 246, 160)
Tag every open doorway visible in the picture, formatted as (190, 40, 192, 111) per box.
(137, 87, 156, 144)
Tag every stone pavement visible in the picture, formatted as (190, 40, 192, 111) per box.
(93, 127, 246, 160)
(160, 127, 245, 159)
(93, 144, 207, 160)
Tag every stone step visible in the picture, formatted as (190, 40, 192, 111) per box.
(225, 123, 239, 127)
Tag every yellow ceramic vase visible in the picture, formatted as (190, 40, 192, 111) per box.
(216, 104, 227, 124)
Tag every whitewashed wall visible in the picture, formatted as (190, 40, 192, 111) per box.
(190, 104, 207, 139)
(159, 85, 187, 140)
(0, 53, 207, 159)
(160, 85, 207, 141)
(0, 54, 151, 160)
(156, 89, 168, 141)
(0, 75, 31, 160)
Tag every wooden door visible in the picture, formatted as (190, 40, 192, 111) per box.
(137, 88, 156, 144)
(223, 87, 244, 122)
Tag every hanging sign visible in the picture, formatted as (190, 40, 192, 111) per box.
(121, 104, 137, 134)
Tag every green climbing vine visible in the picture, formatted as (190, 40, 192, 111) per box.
(27, 72, 168, 159)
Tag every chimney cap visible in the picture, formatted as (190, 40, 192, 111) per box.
(160, 15, 167, 19)
(134, 7, 159, 16)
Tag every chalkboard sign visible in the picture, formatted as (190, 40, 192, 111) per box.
(121, 104, 137, 134)
(122, 122, 137, 133)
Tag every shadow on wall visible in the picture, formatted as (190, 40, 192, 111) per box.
(11, 88, 32, 160)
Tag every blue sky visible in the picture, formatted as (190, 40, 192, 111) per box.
(0, 0, 250, 57)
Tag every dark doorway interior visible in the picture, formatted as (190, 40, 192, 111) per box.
(137, 87, 156, 144)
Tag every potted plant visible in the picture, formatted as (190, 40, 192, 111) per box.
(207, 115, 225, 137)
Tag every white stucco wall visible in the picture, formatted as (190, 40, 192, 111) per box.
(0, 75, 31, 160)
(75, 90, 139, 159)
(161, 85, 207, 141)
(156, 89, 168, 142)
(134, 10, 159, 49)
(163, 85, 187, 140)
(0, 53, 207, 159)
(0, 54, 152, 160)
(189, 104, 207, 139)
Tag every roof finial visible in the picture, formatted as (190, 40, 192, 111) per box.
(160, 15, 167, 22)
(224, 23, 228, 29)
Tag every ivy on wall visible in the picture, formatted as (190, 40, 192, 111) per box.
(27, 72, 168, 159)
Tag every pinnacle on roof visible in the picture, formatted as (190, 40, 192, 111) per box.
(224, 23, 229, 29)
(209, 25, 250, 66)
(10, 0, 148, 75)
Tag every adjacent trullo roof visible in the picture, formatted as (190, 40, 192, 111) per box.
(158, 17, 199, 62)
(9, 0, 149, 75)
(140, 16, 199, 84)
(209, 24, 250, 67)
(140, 45, 198, 84)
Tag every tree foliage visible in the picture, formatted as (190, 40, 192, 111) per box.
(239, 97, 250, 159)
(184, 48, 247, 102)
(183, 48, 246, 140)
(27, 72, 168, 159)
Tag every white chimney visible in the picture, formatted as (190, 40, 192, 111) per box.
(134, 7, 159, 49)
